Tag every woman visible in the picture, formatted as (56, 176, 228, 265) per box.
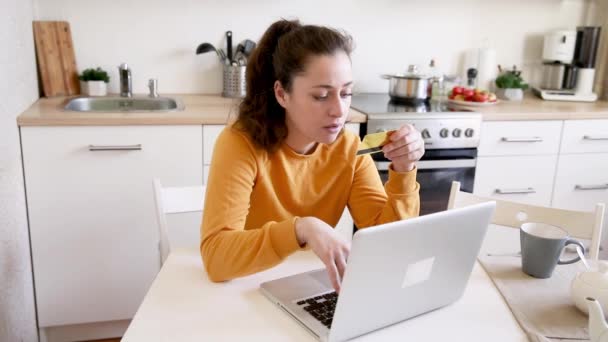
(201, 19, 424, 292)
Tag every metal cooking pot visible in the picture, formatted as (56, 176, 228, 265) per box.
(381, 65, 431, 102)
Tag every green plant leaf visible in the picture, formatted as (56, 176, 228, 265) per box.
(79, 67, 110, 83)
(495, 69, 527, 89)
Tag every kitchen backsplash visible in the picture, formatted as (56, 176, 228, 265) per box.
(34, 0, 594, 94)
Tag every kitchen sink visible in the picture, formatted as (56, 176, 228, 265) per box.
(64, 96, 185, 112)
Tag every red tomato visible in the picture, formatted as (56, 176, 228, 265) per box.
(473, 93, 489, 102)
(465, 95, 474, 102)
(463, 88, 474, 98)
(452, 86, 464, 95)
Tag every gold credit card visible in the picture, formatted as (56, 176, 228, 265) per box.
(356, 131, 393, 155)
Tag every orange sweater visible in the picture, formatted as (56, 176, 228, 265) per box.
(201, 126, 420, 281)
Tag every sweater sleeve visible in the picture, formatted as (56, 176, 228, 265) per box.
(347, 153, 420, 229)
(200, 128, 303, 282)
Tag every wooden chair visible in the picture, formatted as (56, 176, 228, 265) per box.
(447, 181, 605, 260)
(153, 179, 205, 264)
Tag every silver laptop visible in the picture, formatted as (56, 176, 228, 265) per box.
(260, 201, 496, 342)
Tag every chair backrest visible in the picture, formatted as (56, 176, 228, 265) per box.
(447, 181, 605, 260)
(153, 178, 205, 264)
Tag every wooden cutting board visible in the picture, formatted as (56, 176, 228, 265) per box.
(33, 21, 80, 97)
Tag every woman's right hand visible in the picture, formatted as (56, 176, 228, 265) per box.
(295, 217, 351, 293)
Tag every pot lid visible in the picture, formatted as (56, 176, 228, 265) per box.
(382, 64, 430, 80)
(577, 261, 608, 289)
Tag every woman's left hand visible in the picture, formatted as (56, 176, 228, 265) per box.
(381, 124, 425, 172)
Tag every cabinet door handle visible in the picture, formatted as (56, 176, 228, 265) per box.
(495, 187, 536, 194)
(583, 135, 608, 141)
(575, 184, 608, 191)
(500, 137, 543, 143)
(88, 144, 142, 151)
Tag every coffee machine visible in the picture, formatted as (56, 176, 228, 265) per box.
(534, 26, 602, 102)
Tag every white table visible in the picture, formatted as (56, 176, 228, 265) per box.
(122, 226, 528, 341)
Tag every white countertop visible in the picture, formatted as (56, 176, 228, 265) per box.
(16, 94, 608, 126)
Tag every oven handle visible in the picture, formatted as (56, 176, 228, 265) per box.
(375, 159, 476, 171)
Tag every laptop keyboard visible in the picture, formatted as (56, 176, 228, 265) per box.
(296, 292, 338, 328)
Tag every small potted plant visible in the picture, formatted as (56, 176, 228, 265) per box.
(79, 67, 110, 96)
(495, 65, 528, 101)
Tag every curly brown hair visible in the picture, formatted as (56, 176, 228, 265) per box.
(233, 19, 353, 153)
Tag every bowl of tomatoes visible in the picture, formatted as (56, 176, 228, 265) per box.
(447, 86, 498, 107)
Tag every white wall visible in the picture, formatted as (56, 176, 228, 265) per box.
(0, 0, 39, 341)
(34, 0, 589, 95)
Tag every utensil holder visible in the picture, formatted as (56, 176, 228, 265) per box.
(222, 65, 246, 98)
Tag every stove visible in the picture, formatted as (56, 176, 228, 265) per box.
(350, 93, 482, 150)
(350, 93, 483, 216)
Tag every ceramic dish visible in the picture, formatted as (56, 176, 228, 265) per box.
(447, 99, 499, 107)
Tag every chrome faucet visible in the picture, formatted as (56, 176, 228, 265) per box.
(118, 63, 132, 97)
(148, 78, 159, 98)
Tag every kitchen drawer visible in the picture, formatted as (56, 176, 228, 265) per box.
(478, 121, 562, 156)
(203, 125, 226, 165)
(473, 155, 557, 206)
(560, 120, 608, 154)
(553, 153, 608, 211)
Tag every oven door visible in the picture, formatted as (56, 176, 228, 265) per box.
(374, 148, 477, 216)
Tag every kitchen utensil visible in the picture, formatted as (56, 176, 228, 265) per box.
(196, 42, 218, 55)
(236, 43, 245, 55)
(381, 65, 430, 103)
(226, 31, 233, 63)
(243, 39, 256, 57)
(218, 49, 227, 62)
(33, 21, 80, 96)
(233, 51, 247, 66)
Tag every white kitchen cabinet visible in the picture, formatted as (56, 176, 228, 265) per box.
(478, 121, 562, 156)
(474, 155, 557, 206)
(21, 126, 203, 329)
(553, 153, 608, 245)
(553, 154, 608, 211)
(474, 118, 608, 251)
(560, 120, 608, 154)
(474, 120, 561, 207)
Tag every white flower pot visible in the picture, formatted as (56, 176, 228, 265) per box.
(81, 80, 107, 96)
(496, 88, 523, 101)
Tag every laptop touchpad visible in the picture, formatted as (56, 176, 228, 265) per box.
(309, 269, 333, 289)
